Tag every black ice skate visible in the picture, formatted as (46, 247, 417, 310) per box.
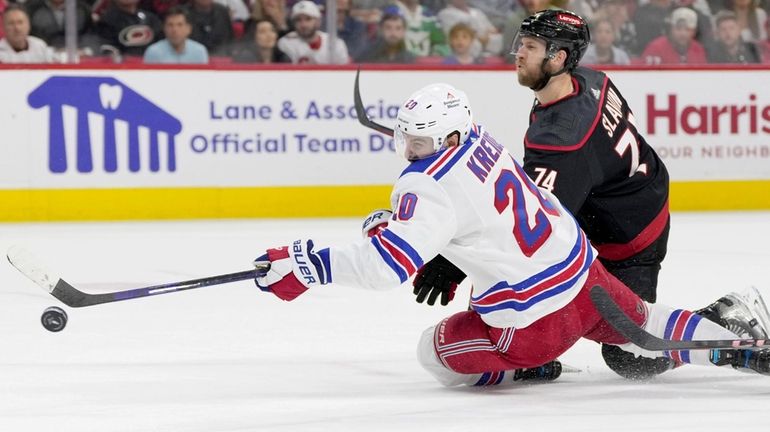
(512, 360, 562, 382)
(709, 348, 770, 375)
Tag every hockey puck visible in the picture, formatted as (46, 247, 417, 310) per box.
(41, 306, 68, 332)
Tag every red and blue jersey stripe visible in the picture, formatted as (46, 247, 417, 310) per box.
(370, 229, 424, 283)
(473, 371, 506, 386)
(470, 229, 594, 315)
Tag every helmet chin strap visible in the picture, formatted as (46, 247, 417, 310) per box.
(529, 54, 570, 92)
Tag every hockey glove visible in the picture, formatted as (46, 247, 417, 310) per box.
(361, 209, 393, 238)
(413, 254, 466, 306)
(254, 239, 330, 301)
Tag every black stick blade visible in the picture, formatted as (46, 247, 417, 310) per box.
(354, 69, 394, 137)
(8, 245, 269, 308)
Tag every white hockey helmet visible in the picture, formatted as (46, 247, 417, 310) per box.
(394, 83, 473, 161)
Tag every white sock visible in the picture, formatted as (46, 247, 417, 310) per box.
(617, 302, 740, 366)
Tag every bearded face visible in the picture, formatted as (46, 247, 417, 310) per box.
(293, 15, 318, 40)
(514, 36, 549, 88)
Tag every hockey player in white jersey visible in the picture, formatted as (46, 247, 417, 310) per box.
(254, 83, 770, 385)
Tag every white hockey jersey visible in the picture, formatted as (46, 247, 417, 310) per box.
(315, 126, 596, 329)
(277, 31, 349, 65)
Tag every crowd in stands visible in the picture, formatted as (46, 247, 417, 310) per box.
(1, 0, 770, 64)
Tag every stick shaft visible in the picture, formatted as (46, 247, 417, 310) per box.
(7, 244, 271, 308)
(590, 285, 770, 351)
(52, 269, 260, 307)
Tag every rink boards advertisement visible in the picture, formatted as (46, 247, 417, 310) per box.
(0, 67, 768, 220)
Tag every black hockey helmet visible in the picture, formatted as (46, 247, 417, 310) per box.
(516, 9, 590, 72)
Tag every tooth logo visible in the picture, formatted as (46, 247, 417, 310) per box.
(99, 84, 123, 110)
(28, 76, 182, 174)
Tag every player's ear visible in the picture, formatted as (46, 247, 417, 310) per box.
(550, 49, 568, 68)
(445, 131, 460, 147)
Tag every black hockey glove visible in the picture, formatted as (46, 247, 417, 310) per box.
(413, 254, 466, 306)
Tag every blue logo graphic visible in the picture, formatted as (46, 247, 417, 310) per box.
(28, 76, 182, 173)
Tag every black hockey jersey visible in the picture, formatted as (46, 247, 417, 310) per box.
(523, 67, 669, 262)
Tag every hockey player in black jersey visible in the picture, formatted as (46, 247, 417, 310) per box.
(410, 9, 756, 380)
(514, 11, 671, 303)
(511, 9, 672, 379)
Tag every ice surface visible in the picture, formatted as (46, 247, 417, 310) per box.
(1, 212, 769, 432)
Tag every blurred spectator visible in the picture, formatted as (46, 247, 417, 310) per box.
(706, 9, 760, 63)
(581, 17, 631, 65)
(503, 0, 554, 43)
(0, 0, 6, 39)
(215, 0, 250, 21)
(592, 0, 636, 56)
(760, 15, 770, 62)
(357, 10, 415, 62)
(91, 0, 111, 20)
(640, 6, 707, 64)
(25, 0, 94, 49)
(143, 6, 209, 63)
(438, 0, 502, 56)
(567, 0, 601, 22)
(232, 18, 291, 62)
(469, 0, 515, 30)
(96, 0, 163, 57)
(0, 5, 61, 62)
(187, 0, 234, 55)
(250, 0, 290, 36)
(278, 0, 349, 63)
(394, 0, 450, 57)
(690, 0, 715, 15)
(137, 0, 186, 18)
(419, 0, 449, 18)
(283, 0, 302, 9)
(351, 0, 390, 24)
(443, 21, 483, 63)
(725, 0, 767, 43)
(673, 0, 715, 48)
(331, 0, 371, 60)
(503, 0, 558, 62)
(632, 0, 672, 55)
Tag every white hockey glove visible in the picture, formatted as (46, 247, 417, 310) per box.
(254, 239, 331, 301)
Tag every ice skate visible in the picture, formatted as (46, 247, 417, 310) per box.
(696, 287, 770, 340)
(709, 348, 770, 375)
(512, 360, 563, 382)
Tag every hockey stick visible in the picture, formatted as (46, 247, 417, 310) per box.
(590, 285, 770, 351)
(354, 69, 394, 137)
(7, 245, 270, 308)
